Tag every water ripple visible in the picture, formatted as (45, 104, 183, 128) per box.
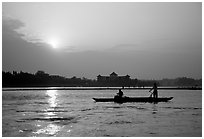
(16, 110, 71, 113)
(162, 106, 201, 110)
(20, 116, 76, 122)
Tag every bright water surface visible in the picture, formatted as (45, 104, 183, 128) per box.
(2, 88, 202, 137)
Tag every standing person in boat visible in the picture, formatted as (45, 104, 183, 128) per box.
(149, 83, 158, 99)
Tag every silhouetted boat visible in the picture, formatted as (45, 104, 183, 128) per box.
(93, 96, 173, 103)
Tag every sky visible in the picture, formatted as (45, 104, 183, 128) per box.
(2, 2, 202, 79)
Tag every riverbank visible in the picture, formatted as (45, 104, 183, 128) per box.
(2, 87, 202, 91)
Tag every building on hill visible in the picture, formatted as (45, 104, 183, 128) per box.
(97, 72, 130, 82)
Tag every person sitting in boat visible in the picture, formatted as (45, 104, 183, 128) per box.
(149, 83, 158, 99)
(114, 89, 124, 103)
(116, 89, 124, 98)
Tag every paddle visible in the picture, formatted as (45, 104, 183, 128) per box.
(149, 90, 153, 98)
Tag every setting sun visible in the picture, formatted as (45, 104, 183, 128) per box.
(48, 39, 59, 49)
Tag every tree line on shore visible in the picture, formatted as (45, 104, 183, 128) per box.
(2, 70, 202, 87)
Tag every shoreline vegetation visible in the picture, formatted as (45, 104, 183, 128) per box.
(2, 86, 202, 91)
(3, 70, 202, 90)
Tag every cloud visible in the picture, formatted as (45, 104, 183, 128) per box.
(107, 43, 143, 53)
(2, 16, 25, 40)
(2, 16, 80, 52)
(3, 16, 25, 30)
(2, 16, 45, 46)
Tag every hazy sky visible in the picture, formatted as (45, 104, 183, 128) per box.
(2, 2, 202, 79)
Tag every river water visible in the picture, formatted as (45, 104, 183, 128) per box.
(2, 88, 202, 137)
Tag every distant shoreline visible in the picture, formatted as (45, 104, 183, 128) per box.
(2, 87, 202, 91)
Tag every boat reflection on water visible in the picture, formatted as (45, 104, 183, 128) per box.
(33, 90, 62, 136)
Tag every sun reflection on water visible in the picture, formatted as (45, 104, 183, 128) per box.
(33, 90, 62, 136)
(33, 124, 62, 136)
(46, 90, 58, 108)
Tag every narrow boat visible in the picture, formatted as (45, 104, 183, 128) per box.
(93, 96, 173, 103)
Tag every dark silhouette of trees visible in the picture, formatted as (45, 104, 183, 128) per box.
(158, 77, 202, 87)
(2, 70, 202, 87)
(137, 80, 159, 87)
(2, 70, 100, 87)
